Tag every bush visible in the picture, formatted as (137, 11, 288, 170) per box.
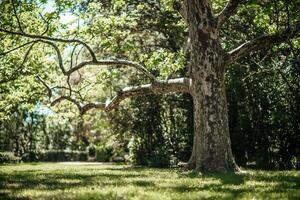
(128, 137, 170, 167)
(95, 145, 113, 162)
(38, 150, 88, 162)
(22, 151, 39, 162)
(87, 145, 96, 157)
(0, 152, 20, 164)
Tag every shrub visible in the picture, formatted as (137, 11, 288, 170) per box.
(95, 145, 113, 162)
(128, 137, 170, 167)
(78, 151, 88, 161)
(22, 151, 39, 162)
(87, 145, 96, 157)
(38, 150, 88, 162)
(0, 152, 20, 164)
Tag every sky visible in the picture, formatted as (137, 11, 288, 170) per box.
(43, 0, 77, 25)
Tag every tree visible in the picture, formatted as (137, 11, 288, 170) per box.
(1, 0, 299, 172)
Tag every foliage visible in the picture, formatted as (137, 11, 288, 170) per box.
(0, 163, 299, 200)
(22, 151, 40, 162)
(95, 145, 114, 162)
(87, 144, 96, 157)
(0, 106, 88, 161)
(128, 136, 170, 167)
(0, 152, 20, 164)
(226, 47, 300, 169)
(38, 150, 87, 162)
(223, 1, 300, 169)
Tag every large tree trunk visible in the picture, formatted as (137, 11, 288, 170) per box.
(188, 66, 237, 171)
(184, 0, 238, 172)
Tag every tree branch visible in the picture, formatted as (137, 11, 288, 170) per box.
(0, 41, 38, 85)
(67, 59, 157, 81)
(51, 95, 83, 111)
(39, 13, 50, 36)
(36, 76, 52, 97)
(217, 0, 244, 29)
(50, 78, 191, 115)
(0, 28, 97, 60)
(173, 1, 187, 21)
(0, 41, 36, 56)
(0, 29, 157, 81)
(12, 0, 24, 33)
(226, 21, 300, 64)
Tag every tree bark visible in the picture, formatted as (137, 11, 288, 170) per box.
(184, 0, 238, 172)
(189, 70, 238, 171)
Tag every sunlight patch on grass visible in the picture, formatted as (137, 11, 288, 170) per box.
(0, 163, 299, 200)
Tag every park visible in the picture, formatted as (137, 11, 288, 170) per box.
(0, 0, 300, 199)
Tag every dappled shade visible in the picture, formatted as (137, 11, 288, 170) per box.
(0, 163, 299, 200)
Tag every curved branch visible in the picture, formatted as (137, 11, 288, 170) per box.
(39, 13, 50, 36)
(36, 76, 52, 97)
(51, 95, 82, 111)
(0, 41, 36, 56)
(1, 39, 66, 77)
(217, 0, 244, 29)
(41, 40, 66, 74)
(81, 102, 106, 114)
(70, 43, 80, 69)
(51, 78, 191, 115)
(104, 78, 190, 112)
(0, 29, 157, 81)
(0, 41, 38, 84)
(0, 28, 96, 60)
(226, 21, 300, 64)
(67, 59, 157, 81)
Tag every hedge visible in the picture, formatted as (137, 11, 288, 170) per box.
(38, 150, 88, 162)
(0, 152, 20, 164)
(95, 145, 113, 162)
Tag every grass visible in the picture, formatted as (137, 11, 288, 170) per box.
(0, 162, 299, 200)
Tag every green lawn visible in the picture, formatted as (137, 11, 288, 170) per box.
(0, 163, 299, 200)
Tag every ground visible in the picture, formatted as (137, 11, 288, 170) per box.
(0, 162, 299, 200)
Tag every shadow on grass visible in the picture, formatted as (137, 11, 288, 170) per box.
(0, 163, 299, 200)
(174, 170, 300, 198)
(0, 191, 30, 200)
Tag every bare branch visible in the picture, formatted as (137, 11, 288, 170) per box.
(36, 76, 86, 103)
(217, 0, 244, 29)
(81, 102, 106, 114)
(104, 78, 190, 112)
(51, 78, 191, 115)
(226, 21, 300, 64)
